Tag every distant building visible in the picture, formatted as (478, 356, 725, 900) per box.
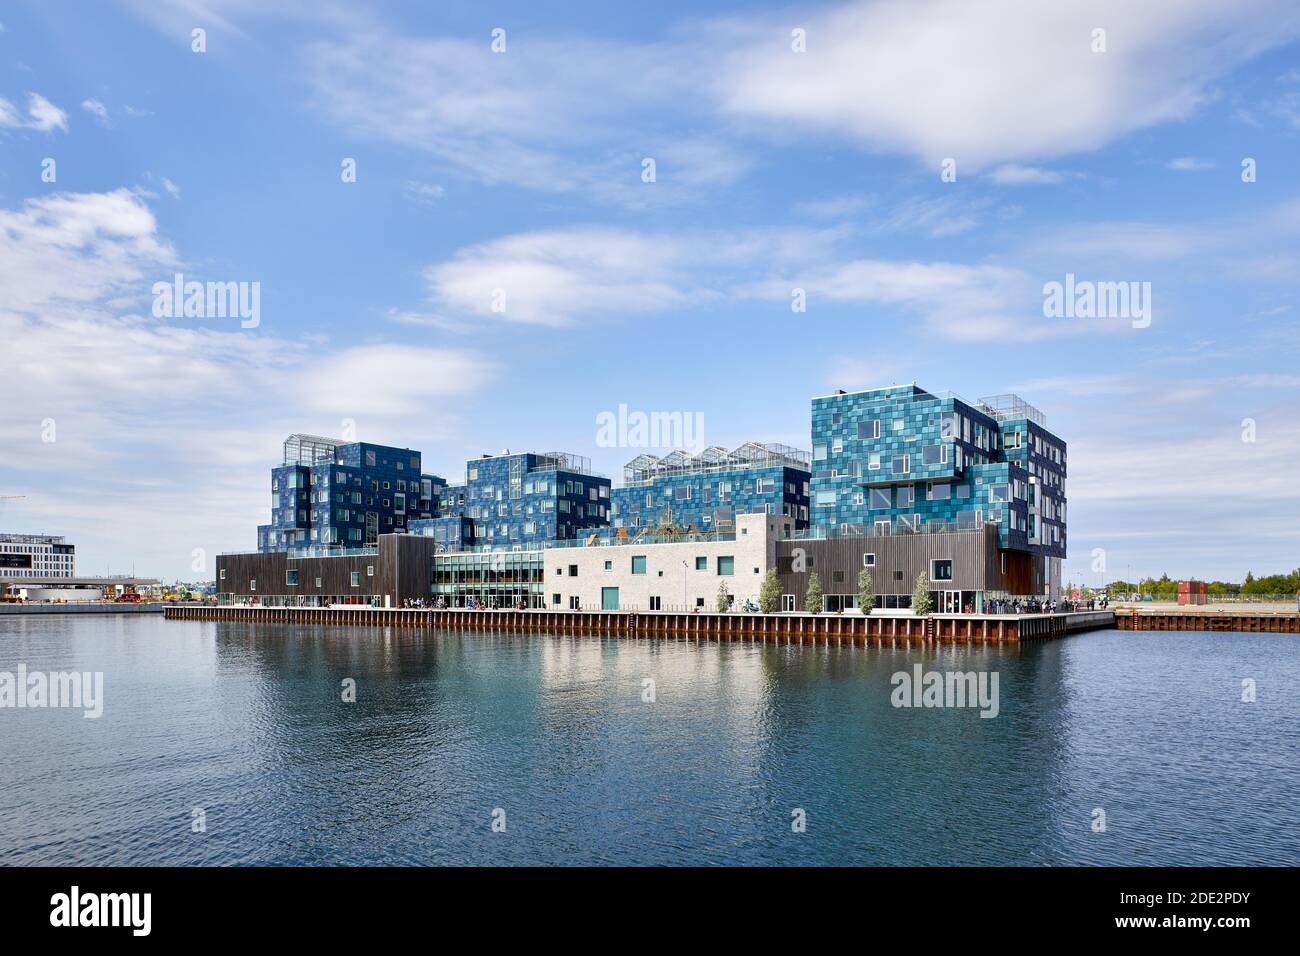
(609, 443, 811, 534)
(258, 434, 445, 554)
(412, 450, 610, 549)
(0, 533, 75, 578)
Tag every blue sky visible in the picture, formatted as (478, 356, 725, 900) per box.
(1, 0, 1299, 583)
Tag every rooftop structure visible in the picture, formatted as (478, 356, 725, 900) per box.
(622, 442, 810, 485)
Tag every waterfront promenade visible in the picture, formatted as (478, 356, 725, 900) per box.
(165, 604, 1114, 643)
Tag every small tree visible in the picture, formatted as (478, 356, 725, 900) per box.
(804, 572, 824, 614)
(716, 580, 730, 612)
(759, 570, 781, 613)
(857, 568, 874, 615)
(912, 572, 933, 616)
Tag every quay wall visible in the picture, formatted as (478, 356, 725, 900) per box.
(0, 602, 166, 616)
(1115, 607, 1299, 633)
(163, 605, 1114, 643)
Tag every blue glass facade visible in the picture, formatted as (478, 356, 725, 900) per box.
(809, 386, 1066, 558)
(608, 443, 811, 533)
(258, 436, 444, 554)
(425, 452, 611, 549)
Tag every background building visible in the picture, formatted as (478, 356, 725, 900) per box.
(258, 434, 444, 554)
(0, 533, 75, 578)
(609, 442, 810, 534)
(417, 450, 611, 549)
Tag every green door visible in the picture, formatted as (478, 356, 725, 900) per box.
(601, 587, 620, 610)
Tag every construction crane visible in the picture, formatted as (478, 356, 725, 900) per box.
(0, 494, 25, 519)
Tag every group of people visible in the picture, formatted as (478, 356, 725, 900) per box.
(984, 595, 1103, 615)
(401, 596, 534, 611)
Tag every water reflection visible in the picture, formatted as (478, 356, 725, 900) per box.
(1, 616, 1296, 865)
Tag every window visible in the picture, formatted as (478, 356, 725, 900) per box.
(868, 452, 881, 471)
(863, 553, 876, 567)
(315, 577, 322, 588)
(940, 411, 958, 439)
(350, 572, 360, 587)
(249, 579, 256, 591)
(219, 569, 226, 580)
(931, 559, 954, 582)
(891, 418, 904, 431)
(832, 437, 843, 454)
(650, 596, 662, 610)
(695, 597, 705, 608)
(570, 596, 581, 609)
(813, 443, 828, 461)
(604, 560, 613, 571)
(927, 482, 951, 501)
(869, 488, 891, 510)
(286, 570, 298, 586)
(814, 489, 836, 506)
(990, 483, 1011, 503)
(366, 565, 374, 577)
(896, 485, 915, 508)
(891, 455, 910, 475)
(568, 565, 578, 577)
(552, 593, 561, 605)
(832, 570, 845, 584)
(631, 555, 647, 574)
(857, 419, 880, 440)
(922, 444, 947, 465)
(717, 556, 735, 576)
(695, 556, 707, 571)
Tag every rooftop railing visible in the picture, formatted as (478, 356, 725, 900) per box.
(787, 518, 1002, 541)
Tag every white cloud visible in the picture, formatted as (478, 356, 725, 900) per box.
(1166, 156, 1215, 171)
(420, 223, 855, 327)
(301, 345, 496, 417)
(0, 92, 68, 131)
(715, 0, 1300, 169)
(745, 258, 1054, 341)
(423, 227, 701, 327)
(24, 92, 67, 131)
(987, 164, 1067, 185)
(161, 177, 181, 199)
(402, 180, 444, 205)
(81, 98, 110, 126)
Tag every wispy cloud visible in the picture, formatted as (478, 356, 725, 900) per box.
(81, 97, 110, 126)
(0, 91, 68, 132)
(1167, 156, 1215, 171)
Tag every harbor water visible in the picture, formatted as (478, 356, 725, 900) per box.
(1, 615, 1297, 866)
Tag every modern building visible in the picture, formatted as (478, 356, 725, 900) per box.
(797, 384, 1067, 610)
(217, 512, 790, 611)
(609, 442, 811, 534)
(418, 450, 611, 549)
(258, 434, 445, 554)
(0, 533, 75, 578)
(543, 512, 790, 611)
(229, 383, 1067, 612)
